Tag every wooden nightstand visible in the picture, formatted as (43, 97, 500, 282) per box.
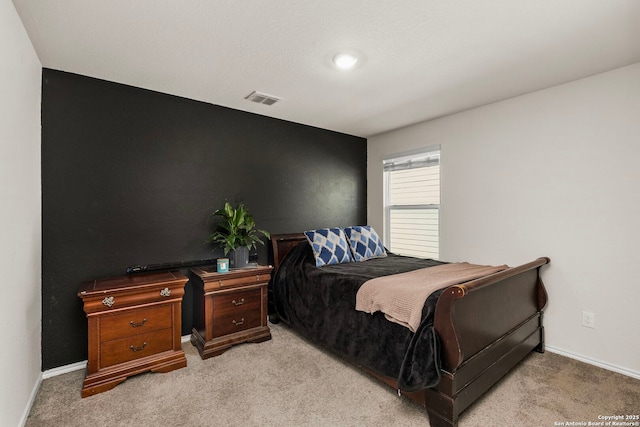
(190, 265, 272, 359)
(77, 271, 187, 397)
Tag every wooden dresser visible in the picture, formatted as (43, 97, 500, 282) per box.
(190, 265, 272, 359)
(77, 271, 188, 397)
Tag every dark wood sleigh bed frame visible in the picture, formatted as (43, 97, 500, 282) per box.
(270, 233, 550, 427)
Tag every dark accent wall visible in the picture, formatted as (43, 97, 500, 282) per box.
(41, 69, 367, 370)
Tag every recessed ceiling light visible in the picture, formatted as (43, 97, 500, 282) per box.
(333, 53, 358, 70)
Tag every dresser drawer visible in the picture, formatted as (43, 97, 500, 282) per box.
(100, 304, 172, 342)
(100, 328, 173, 368)
(212, 289, 262, 338)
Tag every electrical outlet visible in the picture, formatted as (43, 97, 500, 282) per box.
(582, 311, 595, 329)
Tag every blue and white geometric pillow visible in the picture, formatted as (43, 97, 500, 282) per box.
(304, 228, 353, 267)
(343, 226, 387, 262)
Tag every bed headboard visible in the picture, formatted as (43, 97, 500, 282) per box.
(270, 233, 307, 272)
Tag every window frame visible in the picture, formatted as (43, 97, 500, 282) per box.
(383, 145, 441, 259)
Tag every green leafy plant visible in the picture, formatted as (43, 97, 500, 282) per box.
(207, 202, 270, 255)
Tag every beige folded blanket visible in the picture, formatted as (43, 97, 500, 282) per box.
(355, 262, 508, 332)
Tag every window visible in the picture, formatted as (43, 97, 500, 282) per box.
(383, 146, 440, 259)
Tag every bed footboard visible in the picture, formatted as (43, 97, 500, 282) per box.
(425, 256, 550, 426)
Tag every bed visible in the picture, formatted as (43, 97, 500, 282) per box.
(269, 230, 549, 427)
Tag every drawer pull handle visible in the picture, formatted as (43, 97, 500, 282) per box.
(129, 318, 147, 328)
(232, 298, 245, 306)
(232, 318, 245, 326)
(102, 296, 115, 307)
(130, 342, 147, 352)
(160, 287, 171, 297)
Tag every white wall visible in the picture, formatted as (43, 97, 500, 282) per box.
(368, 63, 640, 377)
(1, 2, 42, 425)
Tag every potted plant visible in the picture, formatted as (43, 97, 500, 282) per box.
(207, 202, 270, 269)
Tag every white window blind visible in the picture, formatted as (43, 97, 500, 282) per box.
(383, 147, 440, 259)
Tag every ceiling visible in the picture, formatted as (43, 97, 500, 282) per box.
(13, 0, 640, 138)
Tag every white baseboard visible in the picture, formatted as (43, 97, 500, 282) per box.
(41, 335, 192, 380)
(19, 373, 42, 427)
(42, 360, 86, 379)
(546, 345, 640, 380)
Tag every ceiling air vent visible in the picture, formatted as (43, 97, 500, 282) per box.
(244, 91, 281, 106)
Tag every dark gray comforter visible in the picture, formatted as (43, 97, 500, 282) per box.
(272, 242, 446, 391)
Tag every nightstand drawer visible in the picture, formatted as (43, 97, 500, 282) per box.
(214, 273, 272, 289)
(101, 328, 173, 368)
(100, 304, 172, 342)
(212, 289, 262, 337)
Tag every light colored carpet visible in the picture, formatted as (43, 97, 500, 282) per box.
(27, 323, 640, 426)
